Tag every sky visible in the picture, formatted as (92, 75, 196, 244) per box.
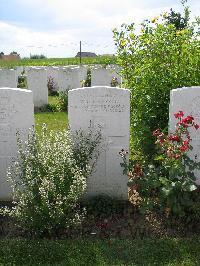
(0, 0, 199, 58)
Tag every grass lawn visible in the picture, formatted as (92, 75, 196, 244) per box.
(34, 112, 68, 133)
(0, 238, 199, 265)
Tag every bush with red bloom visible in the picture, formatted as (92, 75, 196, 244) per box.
(154, 111, 200, 160)
(120, 111, 200, 217)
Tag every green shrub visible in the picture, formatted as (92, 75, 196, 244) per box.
(39, 103, 59, 112)
(85, 195, 124, 217)
(57, 91, 68, 112)
(113, 4, 200, 160)
(81, 68, 91, 87)
(2, 126, 101, 236)
(71, 129, 102, 177)
(110, 76, 120, 87)
(39, 92, 68, 113)
(30, 54, 46, 59)
(17, 75, 27, 89)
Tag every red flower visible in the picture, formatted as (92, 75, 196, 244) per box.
(174, 111, 184, 119)
(179, 140, 190, 153)
(186, 133, 191, 140)
(181, 116, 194, 124)
(156, 133, 166, 145)
(152, 128, 161, 136)
(183, 140, 190, 146)
(174, 154, 181, 159)
(194, 124, 200, 130)
(168, 135, 180, 142)
(180, 145, 189, 152)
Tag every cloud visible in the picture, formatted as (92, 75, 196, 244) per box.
(0, 0, 199, 57)
(0, 21, 80, 57)
(0, 0, 183, 31)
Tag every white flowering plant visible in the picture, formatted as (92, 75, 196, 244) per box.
(2, 126, 101, 237)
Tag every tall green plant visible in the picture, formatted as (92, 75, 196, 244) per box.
(113, 5, 200, 160)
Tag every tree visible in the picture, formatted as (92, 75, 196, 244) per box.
(0, 52, 4, 59)
(10, 51, 19, 55)
(164, 5, 190, 30)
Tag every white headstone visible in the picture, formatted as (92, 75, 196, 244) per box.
(169, 86, 200, 184)
(0, 69, 18, 88)
(0, 87, 34, 200)
(47, 66, 59, 91)
(58, 66, 87, 92)
(91, 65, 122, 87)
(68, 86, 130, 199)
(27, 67, 48, 107)
(15, 66, 24, 78)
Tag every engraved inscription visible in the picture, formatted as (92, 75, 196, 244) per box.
(78, 94, 125, 112)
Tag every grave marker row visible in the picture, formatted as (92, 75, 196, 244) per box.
(1, 85, 199, 201)
(0, 66, 122, 108)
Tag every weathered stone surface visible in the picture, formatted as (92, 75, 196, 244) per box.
(0, 69, 17, 88)
(27, 67, 48, 107)
(68, 86, 130, 199)
(15, 66, 24, 78)
(169, 86, 200, 184)
(91, 65, 122, 87)
(58, 66, 87, 92)
(0, 87, 34, 200)
(47, 66, 59, 91)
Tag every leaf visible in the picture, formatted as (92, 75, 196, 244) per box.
(162, 187, 171, 196)
(154, 155, 164, 161)
(127, 179, 136, 187)
(189, 184, 197, 191)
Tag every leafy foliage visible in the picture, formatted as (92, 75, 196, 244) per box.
(17, 75, 27, 89)
(113, 5, 200, 160)
(39, 92, 68, 113)
(110, 76, 120, 87)
(85, 195, 124, 217)
(81, 68, 91, 87)
(164, 7, 189, 30)
(1, 126, 101, 236)
(71, 129, 102, 177)
(120, 112, 200, 218)
(30, 54, 47, 59)
(57, 91, 68, 111)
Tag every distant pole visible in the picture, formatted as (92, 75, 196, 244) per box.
(79, 41, 82, 65)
